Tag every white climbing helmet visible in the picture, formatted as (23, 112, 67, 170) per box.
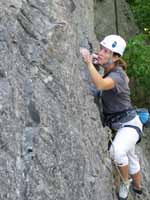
(100, 35, 126, 56)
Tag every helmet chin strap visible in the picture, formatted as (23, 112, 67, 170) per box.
(102, 52, 114, 68)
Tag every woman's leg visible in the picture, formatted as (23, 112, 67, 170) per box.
(109, 126, 139, 198)
(118, 165, 128, 182)
(131, 171, 142, 189)
(128, 147, 142, 190)
(110, 127, 139, 175)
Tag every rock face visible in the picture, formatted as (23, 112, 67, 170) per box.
(0, 0, 149, 200)
(94, 0, 139, 40)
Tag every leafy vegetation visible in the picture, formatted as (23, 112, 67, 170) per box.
(123, 1, 150, 107)
(124, 34, 150, 107)
(126, 0, 150, 34)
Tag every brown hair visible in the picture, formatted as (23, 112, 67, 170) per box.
(113, 53, 128, 71)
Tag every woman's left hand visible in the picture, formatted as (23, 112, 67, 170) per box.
(80, 48, 92, 65)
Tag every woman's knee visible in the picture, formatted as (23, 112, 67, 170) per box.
(109, 144, 128, 166)
(129, 161, 140, 175)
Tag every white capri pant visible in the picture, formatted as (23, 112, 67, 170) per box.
(109, 115, 143, 175)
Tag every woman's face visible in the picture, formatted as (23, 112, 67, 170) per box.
(97, 46, 113, 65)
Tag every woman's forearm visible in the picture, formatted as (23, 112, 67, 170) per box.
(87, 62, 105, 90)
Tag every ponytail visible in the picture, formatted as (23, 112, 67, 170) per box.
(113, 52, 128, 71)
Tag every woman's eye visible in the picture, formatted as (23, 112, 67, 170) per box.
(104, 49, 108, 53)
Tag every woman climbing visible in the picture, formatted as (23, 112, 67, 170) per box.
(80, 35, 143, 200)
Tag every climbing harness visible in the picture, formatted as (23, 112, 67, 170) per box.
(103, 109, 142, 142)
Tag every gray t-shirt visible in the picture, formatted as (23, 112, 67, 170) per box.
(102, 66, 132, 114)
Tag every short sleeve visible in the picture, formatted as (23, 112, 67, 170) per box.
(107, 71, 127, 93)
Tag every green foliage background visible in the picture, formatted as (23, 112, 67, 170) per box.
(126, 0, 150, 33)
(124, 34, 150, 107)
(124, 0, 150, 107)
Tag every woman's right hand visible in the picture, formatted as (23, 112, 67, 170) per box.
(80, 48, 92, 65)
